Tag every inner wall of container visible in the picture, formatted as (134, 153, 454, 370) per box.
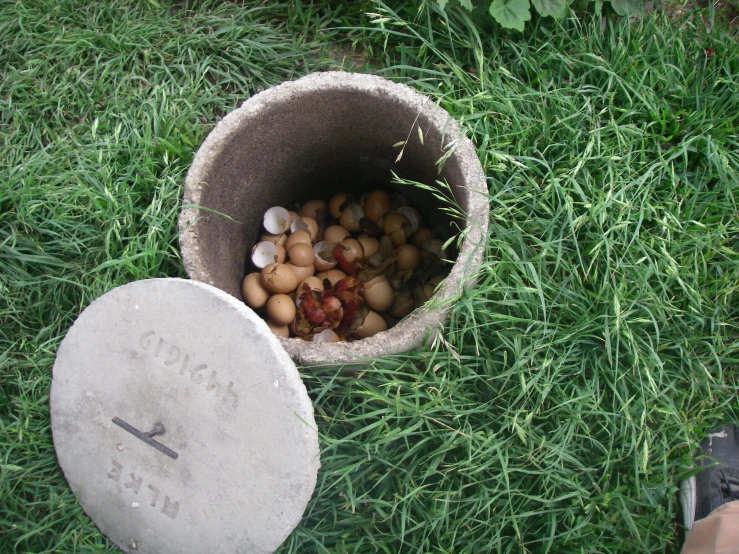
(195, 88, 466, 299)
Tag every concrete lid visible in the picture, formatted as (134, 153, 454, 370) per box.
(50, 278, 319, 554)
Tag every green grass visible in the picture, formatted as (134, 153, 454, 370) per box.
(2, 1, 738, 552)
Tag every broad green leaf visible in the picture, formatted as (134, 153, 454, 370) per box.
(437, 0, 449, 10)
(594, 0, 603, 14)
(459, 0, 475, 10)
(610, 0, 640, 16)
(531, 0, 567, 18)
(489, 0, 531, 32)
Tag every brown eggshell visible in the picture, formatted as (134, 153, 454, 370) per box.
(388, 289, 414, 319)
(383, 213, 409, 236)
(389, 229, 406, 247)
(358, 237, 379, 258)
(410, 227, 434, 248)
(339, 204, 364, 233)
(266, 320, 290, 338)
(241, 273, 270, 309)
(329, 192, 351, 219)
(363, 276, 393, 312)
(422, 283, 436, 301)
(300, 200, 327, 220)
(428, 274, 446, 287)
(261, 263, 298, 294)
(274, 243, 286, 264)
(287, 242, 315, 267)
(285, 229, 312, 250)
(266, 294, 297, 326)
(325, 269, 348, 287)
(355, 310, 388, 339)
(261, 233, 287, 246)
(285, 262, 314, 283)
(364, 189, 391, 222)
(313, 256, 336, 272)
(423, 239, 444, 257)
(324, 225, 350, 244)
(291, 217, 318, 240)
(313, 241, 337, 271)
(340, 238, 363, 263)
(299, 276, 325, 293)
(396, 244, 420, 271)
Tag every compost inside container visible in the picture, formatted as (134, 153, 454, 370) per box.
(241, 186, 455, 342)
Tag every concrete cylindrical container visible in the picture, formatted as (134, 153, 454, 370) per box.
(179, 72, 488, 365)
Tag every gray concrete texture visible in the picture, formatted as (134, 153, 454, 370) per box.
(50, 279, 319, 554)
(179, 71, 489, 366)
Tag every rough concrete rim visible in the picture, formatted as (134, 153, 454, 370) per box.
(179, 71, 488, 366)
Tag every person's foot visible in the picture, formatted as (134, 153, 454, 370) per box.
(680, 424, 739, 530)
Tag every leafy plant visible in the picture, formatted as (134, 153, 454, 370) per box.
(434, 0, 641, 32)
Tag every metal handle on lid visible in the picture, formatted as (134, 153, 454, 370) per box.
(112, 417, 179, 460)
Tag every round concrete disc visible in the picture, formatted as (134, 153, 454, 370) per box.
(50, 278, 319, 554)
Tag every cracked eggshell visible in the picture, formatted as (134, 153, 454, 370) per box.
(383, 213, 409, 236)
(313, 241, 337, 271)
(312, 329, 340, 343)
(299, 276, 324, 293)
(358, 192, 369, 211)
(339, 204, 364, 232)
(363, 276, 393, 312)
(260, 232, 287, 246)
(251, 241, 284, 269)
(274, 243, 287, 264)
(327, 269, 348, 286)
(285, 262, 314, 283)
(329, 192, 351, 219)
(299, 200, 327, 220)
(397, 207, 420, 233)
(388, 288, 415, 319)
(285, 229, 312, 250)
(291, 217, 318, 240)
(340, 238, 363, 263)
(263, 206, 291, 234)
(317, 269, 347, 287)
(410, 227, 434, 248)
(261, 263, 298, 294)
(423, 239, 445, 257)
(358, 237, 379, 258)
(241, 272, 270, 309)
(355, 310, 387, 339)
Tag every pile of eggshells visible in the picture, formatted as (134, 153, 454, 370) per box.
(241, 189, 449, 343)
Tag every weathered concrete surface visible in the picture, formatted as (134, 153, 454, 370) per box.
(50, 279, 319, 554)
(179, 71, 489, 366)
